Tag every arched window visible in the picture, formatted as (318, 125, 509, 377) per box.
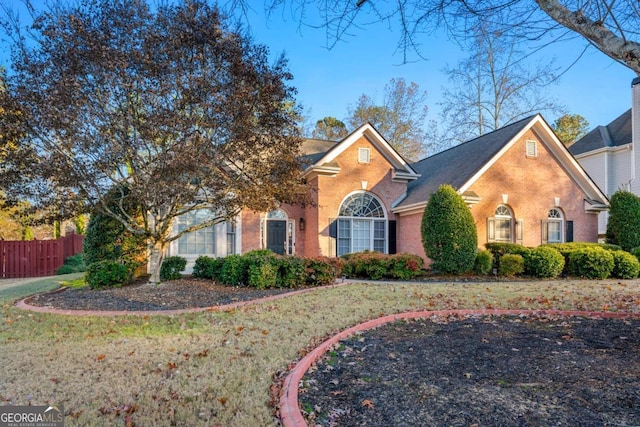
(488, 205, 513, 242)
(543, 208, 564, 243)
(337, 192, 387, 256)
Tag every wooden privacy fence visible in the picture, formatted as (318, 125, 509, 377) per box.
(0, 233, 84, 278)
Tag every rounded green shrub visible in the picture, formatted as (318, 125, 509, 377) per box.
(248, 261, 278, 289)
(569, 247, 614, 279)
(422, 185, 478, 274)
(219, 254, 246, 286)
(192, 256, 224, 280)
(305, 257, 343, 286)
(524, 246, 564, 278)
(631, 247, 640, 262)
(606, 190, 640, 251)
(499, 254, 524, 277)
(389, 253, 424, 280)
(160, 256, 187, 281)
(611, 250, 640, 279)
(474, 250, 493, 275)
(86, 260, 129, 289)
(277, 256, 306, 288)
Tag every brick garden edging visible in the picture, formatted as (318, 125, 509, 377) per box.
(278, 308, 640, 427)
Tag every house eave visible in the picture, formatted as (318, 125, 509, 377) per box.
(391, 170, 421, 183)
(302, 165, 342, 179)
(391, 201, 426, 216)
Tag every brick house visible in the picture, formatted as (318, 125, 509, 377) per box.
(167, 114, 608, 272)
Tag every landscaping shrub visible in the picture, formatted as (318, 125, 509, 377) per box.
(544, 242, 621, 276)
(388, 253, 424, 280)
(277, 256, 306, 288)
(305, 257, 343, 287)
(248, 261, 279, 289)
(499, 254, 524, 277)
(342, 251, 388, 280)
(631, 247, 640, 262)
(422, 185, 477, 274)
(160, 256, 187, 281)
(473, 250, 493, 275)
(56, 254, 87, 275)
(219, 254, 246, 286)
(83, 186, 147, 275)
(606, 190, 640, 251)
(569, 247, 615, 279)
(524, 246, 564, 278)
(192, 256, 224, 280)
(86, 260, 129, 289)
(611, 250, 640, 279)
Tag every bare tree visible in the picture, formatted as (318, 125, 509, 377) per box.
(440, 25, 564, 144)
(259, 0, 640, 75)
(0, 0, 306, 283)
(347, 78, 429, 161)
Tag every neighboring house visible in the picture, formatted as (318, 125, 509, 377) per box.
(168, 114, 608, 272)
(569, 77, 640, 238)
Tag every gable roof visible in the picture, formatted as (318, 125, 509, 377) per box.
(301, 123, 420, 181)
(393, 114, 608, 214)
(569, 109, 632, 156)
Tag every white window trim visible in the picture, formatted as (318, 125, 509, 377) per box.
(358, 147, 371, 163)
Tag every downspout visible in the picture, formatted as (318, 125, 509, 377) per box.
(631, 77, 640, 192)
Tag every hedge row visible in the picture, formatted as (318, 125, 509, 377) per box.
(485, 242, 640, 279)
(341, 251, 424, 280)
(192, 250, 342, 288)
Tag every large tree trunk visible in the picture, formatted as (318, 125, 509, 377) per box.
(148, 240, 166, 284)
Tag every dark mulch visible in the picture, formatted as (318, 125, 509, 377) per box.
(299, 315, 640, 426)
(23, 278, 300, 311)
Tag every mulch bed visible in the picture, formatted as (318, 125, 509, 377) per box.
(299, 315, 640, 426)
(20, 278, 640, 425)
(23, 278, 300, 311)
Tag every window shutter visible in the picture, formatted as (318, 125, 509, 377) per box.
(329, 218, 337, 257)
(487, 217, 496, 242)
(516, 219, 524, 245)
(388, 220, 397, 254)
(541, 220, 549, 244)
(566, 220, 574, 243)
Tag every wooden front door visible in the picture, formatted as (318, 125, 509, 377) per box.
(267, 220, 287, 255)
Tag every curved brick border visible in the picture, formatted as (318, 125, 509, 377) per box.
(279, 309, 640, 427)
(14, 282, 350, 316)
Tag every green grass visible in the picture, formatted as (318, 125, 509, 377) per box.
(0, 273, 84, 304)
(1, 279, 639, 426)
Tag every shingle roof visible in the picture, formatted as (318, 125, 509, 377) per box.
(397, 115, 537, 208)
(299, 138, 338, 166)
(569, 109, 632, 156)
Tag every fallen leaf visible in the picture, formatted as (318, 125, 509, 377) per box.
(96, 354, 106, 362)
(261, 330, 269, 335)
(167, 362, 177, 370)
(361, 399, 374, 409)
(218, 397, 227, 406)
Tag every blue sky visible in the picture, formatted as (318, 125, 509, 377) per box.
(243, 7, 637, 133)
(2, 1, 636, 134)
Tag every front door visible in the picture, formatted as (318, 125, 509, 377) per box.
(267, 220, 287, 255)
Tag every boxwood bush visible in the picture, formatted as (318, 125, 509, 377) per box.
(473, 250, 493, 275)
(499, 254, 524, 277)
(192, 256, 224, 280)
(569, 247, 615, 279)
(611, 250, 640, 279)
(544, 242, 621, 276)
(524, 246, 564, 278)
(56, 254, 87, 275)
(86, 260, 129, 289)
(305, 257, 343, 287)
(160, 256, 187, 281)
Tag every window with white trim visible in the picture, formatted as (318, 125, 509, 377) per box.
(226, 220, 236, 255)
(358, 147, 370, 163)
(175, 210, 216, 255)
(337, 192, 386, 256)
(488, 205, 513, 242)
(542, 208, 564, 243)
